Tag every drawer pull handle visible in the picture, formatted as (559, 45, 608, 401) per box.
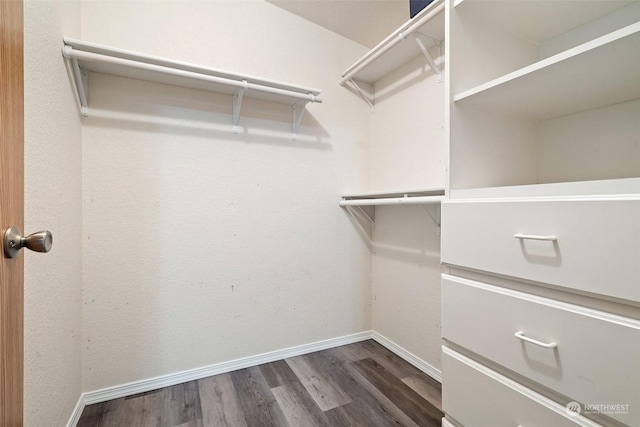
(514, 234, 557, 241)
(514, 331, 557, 349)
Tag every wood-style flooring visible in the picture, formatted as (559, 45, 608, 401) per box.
(77, 339, 442, 426)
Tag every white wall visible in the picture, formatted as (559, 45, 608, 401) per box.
(372, 206, 443, 370)
(539, 99, 640, 184)
(370, 47, 445, 371)
(371, 54, 445, 192)
(79, 0, 373, 392)
(23, 0, 83, 425)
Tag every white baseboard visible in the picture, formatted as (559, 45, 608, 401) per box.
(68, 329, 441, 426)
(68, 330, 372, 426)
(442, 417, 456, 427)
(371, 331, 442, 382)
(66, 394, 85, 427)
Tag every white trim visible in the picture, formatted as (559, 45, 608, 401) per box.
(66, 395, 85, 427)
(67, 329, 443, 426)
(371, 331, 442, 382)
(442, 417, 457, 427)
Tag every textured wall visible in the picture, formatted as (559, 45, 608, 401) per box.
(372, 206, 444, 371)
(79, 0, 372, 392)
(23, 0, 83, 425)
(371, 53, 445, 192)
(370, 48, 445, 371)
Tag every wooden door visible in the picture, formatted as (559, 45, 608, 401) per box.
(0, 0, 24, 425)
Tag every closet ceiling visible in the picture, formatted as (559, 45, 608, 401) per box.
(266, 0, 408, 48)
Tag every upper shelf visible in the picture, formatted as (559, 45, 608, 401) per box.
(338, 0, 444, 85)
(453, 0, 633, 44)
(453, 22, 640, 121)
(62, 38, 322, 137)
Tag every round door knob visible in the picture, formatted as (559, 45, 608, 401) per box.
(3, 226, 53, 259)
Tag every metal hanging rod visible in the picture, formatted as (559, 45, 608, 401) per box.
(339, 195, 444, 207)
(340, 194, 443, 233)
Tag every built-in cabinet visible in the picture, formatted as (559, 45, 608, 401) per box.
(339, 2, 639, 424)
(448, 0, 640, 191)
(442, 1, 640, 426)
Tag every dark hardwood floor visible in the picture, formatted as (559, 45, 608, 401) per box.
(77, 339, 443, 426)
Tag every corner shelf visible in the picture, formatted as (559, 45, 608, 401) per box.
(453, 22, 640, 121)
(338, 0, 444, 106)
(62, 37, 322, 138)
(339, 188, 445, 231)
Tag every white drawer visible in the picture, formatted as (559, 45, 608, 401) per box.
(440, 199, 640, 302)
(442, 274, 640, 426)
(442, 347, 599, 427)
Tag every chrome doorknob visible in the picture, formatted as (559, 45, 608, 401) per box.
(3, 226, 53, 258)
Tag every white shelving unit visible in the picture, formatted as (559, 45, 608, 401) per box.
(340, 188, 444, 231)
(443, 1, 640, 426)
(62, 37, 322, 137)
(337, 0, 447, 205)
(454, 23, 640, 120)
(338, 0, 444, 106)
(448, 0, 640, 192)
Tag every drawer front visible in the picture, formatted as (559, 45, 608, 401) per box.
(442, 347, 598, 427)
(442, 274, 640, 426)
(440, 199, 640, 302)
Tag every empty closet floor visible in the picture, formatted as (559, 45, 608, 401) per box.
(77, 339, 442, 426)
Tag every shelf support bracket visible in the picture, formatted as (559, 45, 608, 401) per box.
(292, 99, 309, 140)
(415, 35, 442, 83)
(64, 45, 90, 116)
(232, 80, 247, 134)
(421, 204, 441, 235)
(348, 79, 374, 109)
(345, 205, 375, 228)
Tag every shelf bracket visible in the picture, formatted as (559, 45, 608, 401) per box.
(292, 99, 309, 140)
(345, 205, 375, 228)
(421, 203, 441, 235)
(347, 79, 374, 109)
(232, 80, 247, 134)
(415, 35, 442, 83)
(64, 45, 90, 116)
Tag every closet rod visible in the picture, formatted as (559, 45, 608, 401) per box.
(338, 0, 444, 86)
(62, 46, 323, 104)
(340, 195, 444, 207)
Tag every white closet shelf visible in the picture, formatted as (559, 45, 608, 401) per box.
(453, 0, 632, 44)
(62, 37, 322, 136)
(338, 0, 444, 86)
(340, 187, 445, 206)
(449, 178, 640, 201)
(453, 23, 640, 121)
